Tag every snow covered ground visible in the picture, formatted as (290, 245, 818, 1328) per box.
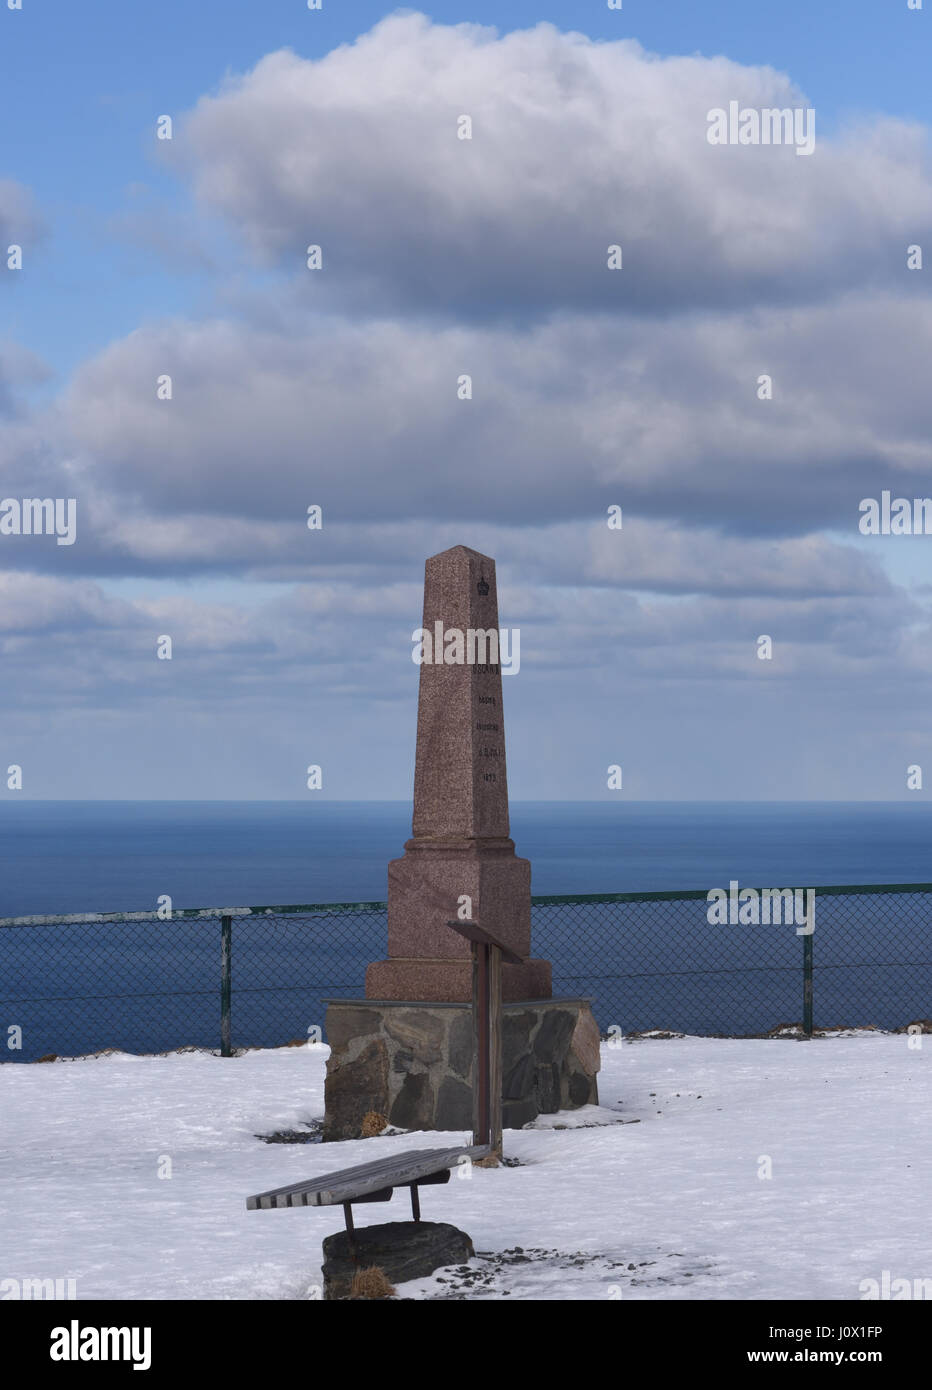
(2, 1033, 929, 1300)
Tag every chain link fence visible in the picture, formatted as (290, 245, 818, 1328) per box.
(1, 885, 930, 1061)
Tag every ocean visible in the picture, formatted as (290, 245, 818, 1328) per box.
(2, 802, 931, 1059)
(3, 800, 932, 918)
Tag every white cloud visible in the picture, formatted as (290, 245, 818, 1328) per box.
(172, 15, 932, 317)
(58, 294, 932, 545)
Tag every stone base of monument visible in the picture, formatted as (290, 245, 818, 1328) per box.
(323, 996, 601, 1141)
(322, 1220, 474, 1299)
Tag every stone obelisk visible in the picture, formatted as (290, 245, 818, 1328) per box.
(322, 546, 597, 1140)
(366, 545, 551, 1002)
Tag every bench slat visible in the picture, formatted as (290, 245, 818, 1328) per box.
(247, 1145, 489, 1210)
(254, 1147, 460, 1199)
(247, 1144, 491, 1210)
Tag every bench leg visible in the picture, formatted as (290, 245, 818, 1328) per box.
(410, 1185, 420, 1222)
(343, 1202, 358, 1263)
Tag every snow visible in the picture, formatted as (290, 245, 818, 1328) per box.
(1, 1033, 928, 1300)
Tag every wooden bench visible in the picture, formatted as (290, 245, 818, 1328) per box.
(247, 1144, 491, 1252)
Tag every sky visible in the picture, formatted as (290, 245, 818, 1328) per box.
(1, 0, 932, 799)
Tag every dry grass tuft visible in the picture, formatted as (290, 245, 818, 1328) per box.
(350, 1266, 396, 1299)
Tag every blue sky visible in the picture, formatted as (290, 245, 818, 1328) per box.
(2, 3, 932, 799)
(4, 0, 929, 379)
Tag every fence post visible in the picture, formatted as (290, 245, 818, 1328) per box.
(488, 944, 503, 1159)
(220, 914, 232, 1056)
(802, 930, 813, 1038)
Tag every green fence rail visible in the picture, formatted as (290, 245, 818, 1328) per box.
(1, 883, 931, 1060)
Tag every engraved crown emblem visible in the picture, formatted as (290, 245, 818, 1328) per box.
(477, 575, 489, 596)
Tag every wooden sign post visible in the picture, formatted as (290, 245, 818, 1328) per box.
(447, 919, 525, 1159)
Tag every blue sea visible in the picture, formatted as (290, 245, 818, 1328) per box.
(2, 802, 931, 1059)
(4, 800, 932, 918)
